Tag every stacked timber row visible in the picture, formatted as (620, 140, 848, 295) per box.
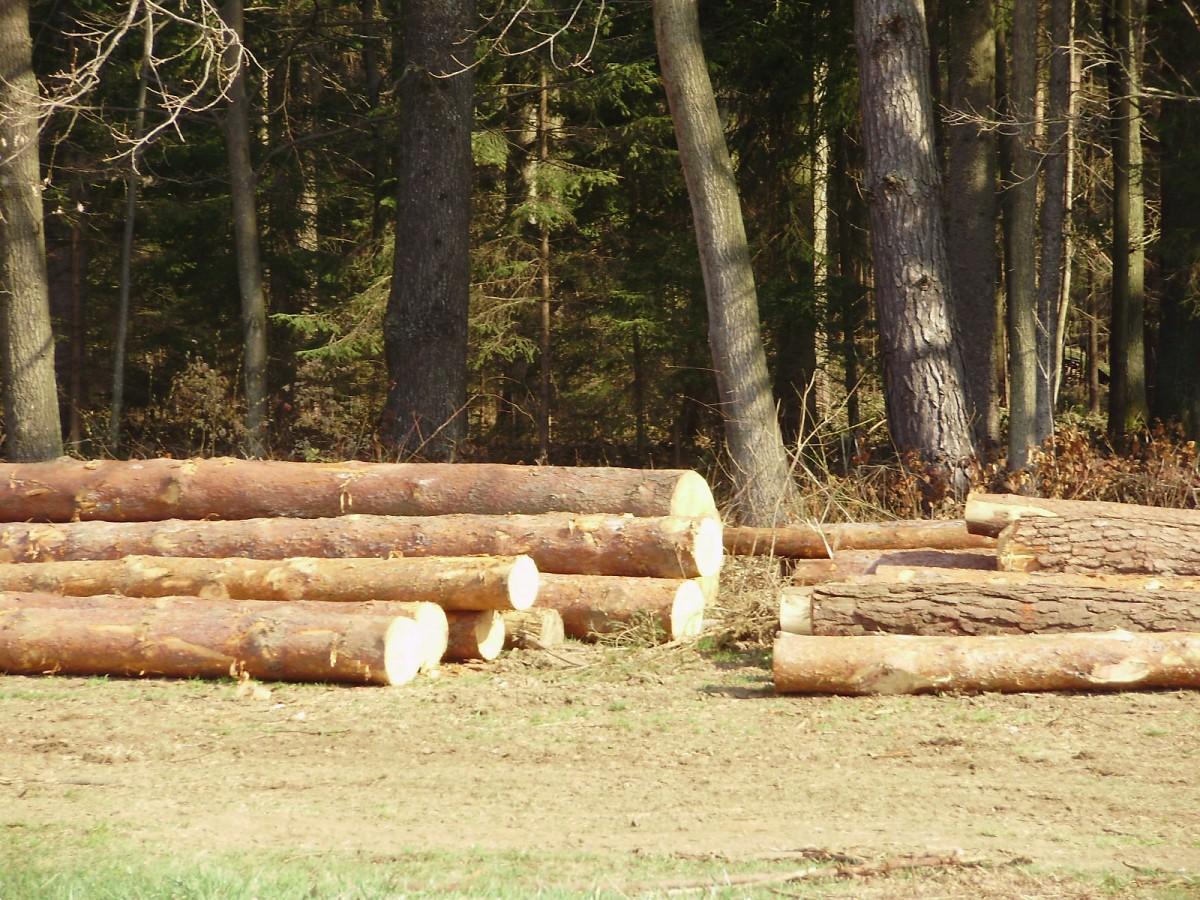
(720, 498, 1200, 696)
(0, 458, 724, 685)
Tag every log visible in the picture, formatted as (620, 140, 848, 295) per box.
(870, 566, 1200, 591)
(725, 520, 993, 558)
(773, 631, 1200, 695)
(778, 579, 1200, 636)
(0, 592, 449, 673)
(0, 598, 426, 685)
(789, 548, 997, 584)
(997, 516, 1200, 576)
(0, 457, 718, 522)
(966, 492, 1200, 537)
(0, 554, 538, 611)
(445, 610, 505, 661)
(0, 513, 723, 579)
(537, 574, 705, 641)
(502, 609, 565, 650)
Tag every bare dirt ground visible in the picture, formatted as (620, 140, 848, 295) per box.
(2, 640, 1199, 896)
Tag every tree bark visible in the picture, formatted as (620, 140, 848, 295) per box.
(1005, 0, 1039, 469)
(0, 513, 724, 579)
(503, 608, 564, 650)
(853, 0, 976, 478)
(653, 0, 800, 525)
(790, 548, 998, 584)
(0, 458, 717, 521)
(998, 516, 1200, 576)
(0, 554, 538, 611)
(381, 0, 475, 460)
(0, 598, 425, 685)
(773, 631, 1200, 695)
(221, 0, 269, 457)
(537, 574, 705, 642)
(0, 0, 62, 461)
(945, 0, 1000, 448)
(965, 491, 1200, 536)
(725, 519, 993, 558)
(445, 609, 505, 661)
(780, 579, 1200, 636)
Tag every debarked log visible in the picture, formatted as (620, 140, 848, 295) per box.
(773, 631, 1200, 695)
(0, 596, 427, 685)
(0, 457, 718, 522)
(537, 574, 706, 642)
(0, 554, 538, 611)
(725, 520, 992, 558)
(0, 513, 723, 579)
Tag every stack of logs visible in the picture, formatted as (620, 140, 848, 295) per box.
(0, 458, 724, 687)
(726, 495, 1200, 696)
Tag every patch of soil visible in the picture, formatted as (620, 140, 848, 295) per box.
(2, 644, 1198, 877)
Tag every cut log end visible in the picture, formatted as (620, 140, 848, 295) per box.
(694, 517, 725, 578)
(779, 587, 813, 635)
(670, 580, 707, 640)
(670, 470, 720, 519)
(507, 555, 540, 611)
(503, 608, 565, 650)
(382, 618, 425, 685)
(445, 610, 506, 662)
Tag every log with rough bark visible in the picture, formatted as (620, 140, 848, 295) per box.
(789, 549, 997, 585)
(0, 596, 426, 685)
(502, 609, 565, 650)
(726, 520, 992, 558)
(773, 631, 1200, 695)
(997, 516, 1200, 576)
(445, 610, 506, 661)
(869, 566, 1200, 591)
(0, 592, 450, 673)
(537, 574, 705, 641)
(0, 513, 723, 579)
(0, 554, 538, 611)
(0, 457, 718, 522)
(965, 492, 1200, 537)
(778, 579, 1200, 636)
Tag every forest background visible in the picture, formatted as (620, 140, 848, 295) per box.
(1, 0, 1198, 524)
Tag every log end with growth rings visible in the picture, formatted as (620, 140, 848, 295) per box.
(693, 517, 725, 578)
(669, 471, 720, 518)
(381, 617, 425, 686)
(507, 555, 540, 610)
(670, 579, 707, 640)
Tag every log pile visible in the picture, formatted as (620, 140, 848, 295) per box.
(0, 458, 723, 686)
(724, 495, 1200, 696)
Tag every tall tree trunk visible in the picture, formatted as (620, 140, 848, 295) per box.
(222, 0, 269, 457)
(1087, 268, 1101, 416)
(0, 0, 62, 461)
(1004, 0, 1039, 470)
(853, 0, 976, 486)
(381, 1, 475, 461)
(537, 67, 552, 464)
(67, 176, 86, 448)
(1035, 0, 1075, 442)
(653, 0, 800, 525)
(109, 10, 153, 452)
(1107, 0, 1149, 438)
(832, 130, 866, 445)
(946, 0, 999, 449)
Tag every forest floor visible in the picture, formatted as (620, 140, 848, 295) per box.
(2, 635, 1199, 898)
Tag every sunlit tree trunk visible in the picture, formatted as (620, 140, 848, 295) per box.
(0, 0, 62, 461)
(653, 0, 800, 524)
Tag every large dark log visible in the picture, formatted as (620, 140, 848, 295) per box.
(0, 513, 723, 579)
(966, 492, 1200, 537)
(773, 631, 1200, 695)
(0, 458, 717, 522)
(726, 520, 992, 558)
(997, 516, 1200, 576)
(779, 578, 1200, 636)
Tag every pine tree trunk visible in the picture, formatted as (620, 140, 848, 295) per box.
(221, 0, 269, 457)
(946, 0, 999, 449)
(0, 0, 62, 461)
(653, 0, 800, 525)
(853, 0, 976, 482)
(381, 1, 475, 460)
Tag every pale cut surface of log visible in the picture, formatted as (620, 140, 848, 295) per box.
(0, 598, 424, 685)
(725, 520, 993, 558)
(0, 592, 449, 674)
(773, 631, 1200, 695)
(502, 609, 565, 650)
(966, 492, 1200, 537)
(0, 457, 718, 522)
(0, 554, 537, 611)
(445, 610, 505, 661)
(997, 516, 1200, 576)
(779, 581, 1200, 636)
(538, 574, 705, 641)
(0, 513, 722, 579)
(789, 549, 997, 585)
